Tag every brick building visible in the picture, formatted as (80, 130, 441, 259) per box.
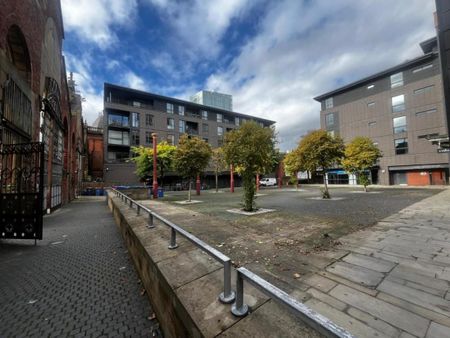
(0, 0, 83, 209)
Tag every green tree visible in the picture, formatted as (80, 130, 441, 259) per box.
(342, 136, 382, 192)
(211, 147, 227, 192)
(283, 149, 303, 189)
(223, 121, 276, 211)
(296, 130, 344, 199)
(131, 141, 177, 186)
(174, 134, 212, 201)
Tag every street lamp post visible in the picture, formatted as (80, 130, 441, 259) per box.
(152, 133, 158, 199)
(256, 173, 259, 192)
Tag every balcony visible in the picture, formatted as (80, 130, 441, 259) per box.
(186, 111, 201, 119)
(106, 96, 153, 109)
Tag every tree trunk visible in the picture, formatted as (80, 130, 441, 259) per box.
(364, 184, 367, 193)
(323, 171, 330, 199)
(188, 179, 192, 202)
(215, 170, 219, 192)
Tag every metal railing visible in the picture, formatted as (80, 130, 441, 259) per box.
(110, 188, 236, 304)
(108, 189, 354, 338)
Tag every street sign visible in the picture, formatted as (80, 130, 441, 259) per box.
(437, 148, 450, 153)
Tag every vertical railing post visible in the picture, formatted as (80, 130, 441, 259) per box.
(129, 199, 133, 208)
(147, 212, 155, 228)
(137, 204, 140, 215)
(219, 259, 236, 303)
(168, 228, 178, 249)
(231, 271, 248, 317)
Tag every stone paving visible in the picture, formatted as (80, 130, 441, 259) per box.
(0, 197, 160, 338)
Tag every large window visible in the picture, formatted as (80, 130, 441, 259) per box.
(325, 97, 333, 109)
(131, 112, 140, 128)
(390, 72, 403, 88)
(393, 116, 406, 134)
(392, 95, 405, 113)
(166, 103, 174, 114)
(107, 151, 129, 161)
(167, 118, 174, 130)
(179, 120, 186, 133)
(216, 113, 223, 123)
(145, 131, 152, 144)
(235, 117, 240, 126)
(217, 126, 223, 136)
(325, 113, 335, 126)
(201, 110, 208, 120)
(394, 138, 408, 155)
(416, 108, 437, 117)
(145, 114, 153, 126)
(414, 85, 434, 95)
(108, 113, 129, 127)
(167, 134, 175, 145)
(108, 130, 129, 145)
(178, 105, 185, 116)
(203, 123, 209, 133)
(131, 131, 140, 145)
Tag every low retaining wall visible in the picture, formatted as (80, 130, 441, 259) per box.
(106, 191, 322, 338)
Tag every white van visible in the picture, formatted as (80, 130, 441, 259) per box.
(259, 178, 277, 186)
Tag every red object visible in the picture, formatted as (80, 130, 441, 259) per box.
(278, 163, 284, 189)
(230, 164, 234, 193)
(196, 174, 201, 195)
(256, 173, 259, 192)
(152, 133, 158, 199)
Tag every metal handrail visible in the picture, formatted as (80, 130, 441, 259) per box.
(109, 188, 235, 304)
(231, 267, 354, 338)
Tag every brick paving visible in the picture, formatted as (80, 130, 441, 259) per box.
(0, 197, 160, 338)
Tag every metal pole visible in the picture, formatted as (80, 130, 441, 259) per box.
(219, 259, 236, 304)
(230, 164, 234, 193)
(152, 133, 158, 199)
(137, 205, 140, 215)
(147, 212, 155, 229)
(129, 199, 133, 208)
(231, 271, 248, 317)
(168, 227, 178, 249)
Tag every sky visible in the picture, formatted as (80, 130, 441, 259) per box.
(61, 0, 437, 151)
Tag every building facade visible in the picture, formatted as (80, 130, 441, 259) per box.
(0, 0, 84, 209)
(190, 90, 233, 111)
(103, 83, 274, 185)
(315, 38, 449, 186)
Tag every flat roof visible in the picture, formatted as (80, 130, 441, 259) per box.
(313, 52, 437, 102)
(104, 83, 275, 125)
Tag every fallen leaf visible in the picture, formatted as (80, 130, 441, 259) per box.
(293, 273, 301, 279)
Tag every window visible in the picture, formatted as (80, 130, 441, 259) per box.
(325, 113, 334, 126)
(412, 64, 433, 73)
(367, 102, 375, 107)
(131, 131, 140, 145)
(235, 117, 240, 126)
(179, 120, 186, 133)
(217, 126, 223, 136)
(393, 116, 407, 134)
(394, 138, 408, 155)
(131, 112, 140, 128)
(390, 72, 403, 88)
(414, 85, 434, 95)
(167, 118, 174, 129)
(373, 142, 379, 147)
(217, 113, 223, 123)
(367, 84, 375, 90)
(108, 130, 129, 145)
(202, 123, 209, 133)
(166, 103, 174, 114)
(324, 97, 334, 109)
(108, 151, 129, 161)
(368, 121, 376, 127)
(145, 114, 153, 126)
(415, 108, 437, 117)
(167, 134, 175, 145)
(145, 131, 152, 144)
(132, 101, 141, 107)
(327, 130, 335, 137)
(392, 95, 405, 113)
(178, 106, 185, 116)
(418, 133, 439, 139)
(201, 110, 208, 120)
(108, 113, 129, 127)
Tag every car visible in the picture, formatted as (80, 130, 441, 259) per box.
(259, 178, 277, 186)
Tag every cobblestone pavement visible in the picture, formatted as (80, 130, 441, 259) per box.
(0, 197, 160, 338)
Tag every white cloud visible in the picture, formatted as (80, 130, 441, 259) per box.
(123, 71, 148, 91)
(61, 0, 138, 49)
(204, 0, 437, 150)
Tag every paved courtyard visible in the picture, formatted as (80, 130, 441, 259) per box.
(140, 186, 450, 337)
(0, 197, 159, 338)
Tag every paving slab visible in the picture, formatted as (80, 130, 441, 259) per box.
(342, 253, 396, 273)
(426, 322, 450, 338)
(326, 261, 384, 287)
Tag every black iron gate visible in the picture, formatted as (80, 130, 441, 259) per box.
(0, 142, 44, 240)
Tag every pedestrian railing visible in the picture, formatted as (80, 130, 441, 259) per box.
(108, 188, 354, 338)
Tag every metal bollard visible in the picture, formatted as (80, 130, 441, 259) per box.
(231, 271, 248, 317)
(219, 259, 236, 303)
(137, 205, 140, 215)
(168, 228, 178, 249)
(147, 213, 155, 228)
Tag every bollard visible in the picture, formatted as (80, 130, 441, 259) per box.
(147, 213, 155, 229)
(137, 205, 140, 215)
(231, 271, 248, 317)
(168, 227, 178, 249)
(219, 259, 236, 303)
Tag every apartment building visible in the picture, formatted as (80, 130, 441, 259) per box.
(315, 37, 449, 186)
(190, 90, 233, 111)
(103, 83, 274, 185)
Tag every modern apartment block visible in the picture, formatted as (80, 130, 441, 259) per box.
(190, 90, 233, 111)
(315, 37, 449, 186)
(103, 83, 274, 185)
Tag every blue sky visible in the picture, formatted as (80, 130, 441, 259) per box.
(61, 0, 436, 150)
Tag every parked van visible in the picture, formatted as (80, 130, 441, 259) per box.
(259, 178, 277, 186)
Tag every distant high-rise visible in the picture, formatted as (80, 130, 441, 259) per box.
(190, 90, 233, 111)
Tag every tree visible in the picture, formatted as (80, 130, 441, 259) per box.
(211, 147, 227, 192)
(342, 136, 382, 192)
(174, 134, 212, 201)
(296, 130, 344, 199)
(283, 149, 303, 189)
(223, 121, 276, 211)
(131, 141, 177, 186)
